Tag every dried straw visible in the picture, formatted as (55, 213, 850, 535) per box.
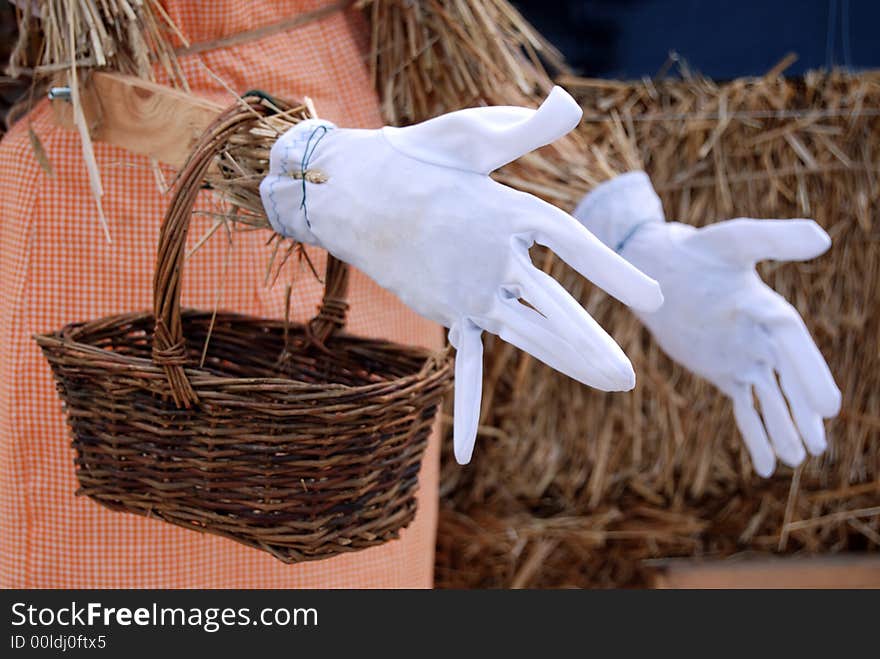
(359, 0, 564, 124)
(6, 0, 185, 84)
(201, 95, 312, 227)
(189, 93, 322, 283)
(5, 0, 188, 239)
(435, 67, 880, 588)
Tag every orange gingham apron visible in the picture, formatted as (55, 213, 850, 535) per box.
(0, 0, 444, 588)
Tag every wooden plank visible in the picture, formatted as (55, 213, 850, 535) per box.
(647, 555, 880, 589)
(51, 72, 223, 168)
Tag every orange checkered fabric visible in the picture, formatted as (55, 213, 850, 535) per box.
(0, 0, 444, 588)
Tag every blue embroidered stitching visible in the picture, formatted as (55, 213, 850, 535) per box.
(614, 220, 653, 254)
(266, 142, 293, 233)
(266, 122, 333, 235)
(299, 125, 330, 228)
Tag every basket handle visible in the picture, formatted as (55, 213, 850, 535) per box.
(152, 97, 349, 408)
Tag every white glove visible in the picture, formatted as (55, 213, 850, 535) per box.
(574, 171, 841, 477)
(260, 88, 663, 465)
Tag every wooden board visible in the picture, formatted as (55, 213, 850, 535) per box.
(51, 72, 223, 168)
(646, 555, 880, 589)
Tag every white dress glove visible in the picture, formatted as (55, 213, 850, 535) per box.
(574, 171, 842, 477)
(260, 88, 663, 465)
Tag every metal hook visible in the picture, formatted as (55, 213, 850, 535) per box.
(48, 87, 72, 102)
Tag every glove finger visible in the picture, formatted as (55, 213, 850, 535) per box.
(751, 293, 841, 418)
(777, 364, 828, 456)
(506, 190, 663, 313)
(754, 368, 807, 468)
(448, 319, 484, 465)
(686, 218, 831, 266)
(382, 85, 582, 175)
(480, 288, 635, 392)
(729, 382, 776, 478)
(766, 329, 828, 456)
(510, 253, 636, 387)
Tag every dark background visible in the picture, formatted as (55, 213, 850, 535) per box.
(512, 0, 879, 79)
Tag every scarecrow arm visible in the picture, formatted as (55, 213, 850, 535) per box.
(260, 89, 663, 464)
(573, 171, 841, 477)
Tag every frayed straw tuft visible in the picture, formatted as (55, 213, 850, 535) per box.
(7, 0, 185, 84)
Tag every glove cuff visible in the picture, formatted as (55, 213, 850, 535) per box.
(573, 171, 666, 251)
(260, 118, 337, 244)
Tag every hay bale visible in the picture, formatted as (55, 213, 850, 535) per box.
(436, 69, 880, 588)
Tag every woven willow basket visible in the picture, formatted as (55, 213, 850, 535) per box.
(35, 99, 453, 563)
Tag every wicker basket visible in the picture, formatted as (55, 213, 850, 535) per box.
(35, 100, 453, 563)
